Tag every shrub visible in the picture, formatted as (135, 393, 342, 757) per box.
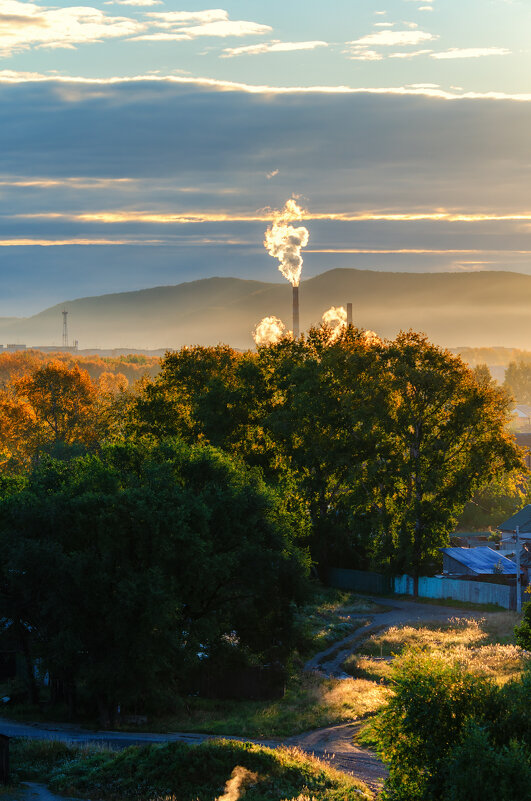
(444, 721, 531, 801)
(372, 650, 496, 801)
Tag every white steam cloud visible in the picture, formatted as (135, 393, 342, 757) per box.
(263, 198, 309, 287)
(253, 315, 288, 346)
(322, 305, 347, 340)
(216, 766, 258, 801)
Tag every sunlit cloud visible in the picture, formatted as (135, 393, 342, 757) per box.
(432, 47, 511, 59)
(104, 0, 161, 5)
(13, 209, 531, 225)
(221, 40, 327, 57)
(3, 71, 531, 101)
(349, 29, 436, 47)
(133, 8, 272, 41)
(390, 49, 432, 58)
(346, 49, 383, 61)
(0, 0, 144, 55)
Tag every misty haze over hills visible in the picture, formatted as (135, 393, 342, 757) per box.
(2, 269, 531, 351)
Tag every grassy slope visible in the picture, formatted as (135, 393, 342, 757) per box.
(345, 613, 526, 687)
(10, 738, 373, 801)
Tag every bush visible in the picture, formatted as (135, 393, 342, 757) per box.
(444, 721, 531, 801)
(514, 600, 531, 651)
(372, 650, 496, 801)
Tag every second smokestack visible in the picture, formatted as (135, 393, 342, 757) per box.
(347, 302, 353, 326)
(293, 285, 300, 338)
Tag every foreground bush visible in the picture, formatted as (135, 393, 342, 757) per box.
(11, 738, 372, 801)
(372, 650, 531, 801)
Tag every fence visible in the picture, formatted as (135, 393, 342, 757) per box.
(329, 568, 513, 609)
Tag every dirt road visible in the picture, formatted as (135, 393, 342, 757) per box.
(0, 597, 491, 796)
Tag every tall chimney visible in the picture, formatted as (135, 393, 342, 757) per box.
(346, 302, 353, 326)
(293, 285, 300, 338)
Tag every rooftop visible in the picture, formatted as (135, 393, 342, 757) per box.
(498, 505, 531, 534)
(441, 546, 519, 575)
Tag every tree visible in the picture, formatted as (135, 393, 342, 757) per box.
(0, 361, 104, 468)
(504, 360, 531, 404)
(372, 333, 522, 591)
(0, 439, 309, 724)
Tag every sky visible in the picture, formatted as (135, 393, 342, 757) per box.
(1, 0, 531, 315)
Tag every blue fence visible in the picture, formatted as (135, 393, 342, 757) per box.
(329, 568, 514, 609)
(394, 574, 512, 609)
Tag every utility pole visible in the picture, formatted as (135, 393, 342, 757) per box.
(62, 310, 68, 348)
(516, 525, 522, 613)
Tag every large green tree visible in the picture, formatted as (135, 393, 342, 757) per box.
(372, 332, 522, 590)
(0, 439, 309, 724)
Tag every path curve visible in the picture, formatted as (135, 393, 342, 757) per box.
(0, 597, 490, 796)
(305, 596, 485, 677)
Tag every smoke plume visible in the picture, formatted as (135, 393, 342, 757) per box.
(253, 315, 288, 346)
(264, 198, 309, 287)
(215, 766, 258, 801)
(322, 306, 347, 341)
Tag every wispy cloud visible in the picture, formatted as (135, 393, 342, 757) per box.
(432, 47, 510, 59)
(222, 40, 327, 58)
(104, 0, 162, 6)
(133, 8, 271, 41)
(389, 49, 432, 58)
(347, 49, 383, 61)
(349, 29, 436, 47)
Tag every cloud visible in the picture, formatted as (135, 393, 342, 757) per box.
(138, 8, 271, 40)
(104, 0, 162, 5)
(0, 0, 144, 54)
(347, 49, 383, 61)
(222, 40, 327, 58)
(0, 4, 272, 53)
(349, 29, 436, 47)
(374, 22, 394, 27)
(389, 48, 432, 58)
(266, 169, 279, 179)
(432, 47, 511, 59)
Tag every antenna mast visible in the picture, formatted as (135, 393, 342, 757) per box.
(62, 309, 69, 347)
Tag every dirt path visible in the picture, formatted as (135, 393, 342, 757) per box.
(0, 598, 491, 797)
(305, 596, 485, 677)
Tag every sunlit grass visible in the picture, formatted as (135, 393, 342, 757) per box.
(146, 672, 390, 738)
(345, 614, 527, 686)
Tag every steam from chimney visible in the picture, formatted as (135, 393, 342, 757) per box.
(263, 198, 309, 288)
(253, 315, 288, 346)
(215, 766, 258, 801)
(322, 306, 347, 341)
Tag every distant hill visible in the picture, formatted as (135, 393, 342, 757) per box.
(3, 269, 531, 351)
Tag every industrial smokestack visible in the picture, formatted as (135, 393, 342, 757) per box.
(293, 285, 300, 338)
(347, 302, 353, 326)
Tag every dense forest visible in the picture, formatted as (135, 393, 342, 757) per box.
(0, 328, 525, 723)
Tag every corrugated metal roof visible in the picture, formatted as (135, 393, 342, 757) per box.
(498, 505, 531, 534)
(440, 547, 518, 575)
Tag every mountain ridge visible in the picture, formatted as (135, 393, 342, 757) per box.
(2, 268, 531, 350)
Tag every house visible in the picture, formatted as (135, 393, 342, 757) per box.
(512, 404, 531, 431)
(497, 505, 531, 547)
(440, 546, 520, 577)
